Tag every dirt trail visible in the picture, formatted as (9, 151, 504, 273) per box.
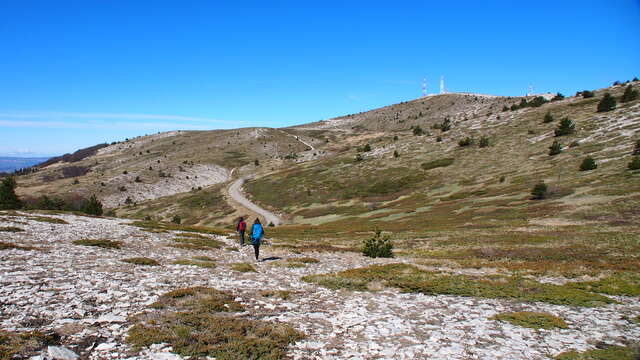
(227, 174, 283, 225)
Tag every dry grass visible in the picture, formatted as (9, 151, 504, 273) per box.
(121, 257, 161, 266)
(173, 258, 216, 269)
(73, 239, 122, 249)
(0, 242, 36, 251)
(0, 226, 23, 232)
(0, 330, 59, 360)
(231, 262, 257, 272)
(491, 311, 568, 330)
(126, 286, 304, 358)
(555, 344, 639, 360)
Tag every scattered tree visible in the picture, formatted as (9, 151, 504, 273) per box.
(254, 159, 260, 166)
(543, 112, 554, 123)
(552, 93, 565, 101)
(362, 144, 372, 152)
(393, 150, 399, 158)
(549, 140, 562, 156)
(134, 176, 142, 183)
(531, 181, 548, 200)
(412, 126, 424, 136)
(621, 85, 639, 103)
(579, 156, 597, 171)
(479, 136, 490, 148)
(436, 136, 443, 142)
(458, 137, 474, 147)
(628, 156, 640, 171)
(171, 215, 182, 224)
(123, 170, 128, 175)
(633, 139, 640, 155)
(440, 118, 452, 132)
(580, 90, 595, 98)
(597, 93, 617, 112)
(362, 229, 393, 258)
(502, 105, 509, 112)
(393, 135, 398, 141)
(0, 176, 21, 210)
(554, 117, 575, 137)
(82, 195, 103, 216)
(355, 154, 364, 162)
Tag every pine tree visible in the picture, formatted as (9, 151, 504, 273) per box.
(543, 112, 554, 123)
(531, 181, 548, 200)
(597, 93, 617, 112)
(579, 156, 597, 171)
(0, 176, 22, 210)
(554, 117, 575, 137)
(82, 195, 103, 216)
(581, 90, 595, 98)
(393, 150, 399, 158)
(628, 156, 640, 171)
(621, 85, 639, 103)
(549, 140, 562, 156)
(362, 229, 394, 258)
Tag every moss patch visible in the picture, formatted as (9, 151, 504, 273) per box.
(303, 263, 614, 307)
(555, 344, 639, 360)
(0, 330, 59, 360)
(0, 242, 35, 251)
(122, 257, 160, 266)
(126, 287, 304, 358)
(231, 262, 257, 273)
(73, 239, 122, 249)
(0, 226, 23, 232)
(491, 311, 568, 329)
(569, 273, 640, 297)
(27, 216, 68, 224)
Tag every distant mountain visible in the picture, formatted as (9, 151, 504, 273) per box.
(0, 157, 51, 173)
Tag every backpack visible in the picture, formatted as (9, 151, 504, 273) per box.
(238, 221, 246, 232)
(252, 223, 264, 244)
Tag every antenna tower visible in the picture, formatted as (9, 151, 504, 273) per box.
(527, 85, 534, 96)
(440, 75, 446, 94)
(422, 77, 427, 97)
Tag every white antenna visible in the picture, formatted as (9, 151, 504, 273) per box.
(440, 75, 446, 94)
(422, 77, 427, 97)
(527, 85, 534, 96)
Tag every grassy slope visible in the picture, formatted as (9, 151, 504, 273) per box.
(245, 83, 640, 276)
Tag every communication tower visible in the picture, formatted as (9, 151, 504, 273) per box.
(422, 77, 427, 97)
(440, 76, 447, 94)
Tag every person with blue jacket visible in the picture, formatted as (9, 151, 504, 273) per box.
(250, 218, 264, 261)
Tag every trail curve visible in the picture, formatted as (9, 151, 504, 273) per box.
(228, 175, 283, 226)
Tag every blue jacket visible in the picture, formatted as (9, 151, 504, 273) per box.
(251, 223, 264, 245)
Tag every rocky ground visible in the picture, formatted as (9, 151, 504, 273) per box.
(1, 212, 639, 359)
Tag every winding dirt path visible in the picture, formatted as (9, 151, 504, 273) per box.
(227, 174, 283, 225)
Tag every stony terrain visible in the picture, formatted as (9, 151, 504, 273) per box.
(1, 212, 639, 359)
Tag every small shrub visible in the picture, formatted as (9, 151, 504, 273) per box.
(579, 156, 597, 171)
(531, 181, 548, 200)
(628, 156, 640, 170)
(502, 105, 509, 111)
(0, 241, 35, 251)
(597, 93, 617, 112)
(412, 126, 424, 136)
(171, 215, 181, 224)
(458, 137, 474, 147)
(440, 118, 452, 132)
(254, 159, 260, 166)
(492, 312, 568, 330)
(134, 176, 142, 183)
(549, 140, 562, 156)
(436, 136, 442, 142)
(231, 262, 257, 272)
(123, 170, 128, 175)
(122, 257, 160, 266)
(362, 229, 393, 258)
(82, 195, 103, 216)
(124, 196, 133, 205)
(543, 112, 554, 123)
(119, 186, 127, 192)
(362, 144, 372, 152)
(569, 140, 580, 148)
(554, 117, 575, 137)
(393, 150, 399, 158)
(580, 90, 595, 98)
(621, 85, 639, 103)
(634, 139, 640, 155)
(355, 154, 364, 162)
(393, 135, 398, 141)
(0, 226, 23, 232)
(268, 221, 275, 227)
(73, 239, 122, 249)
(551, 93, 565, 101)
(479, 136, 490, 148)
(499, 176, 506, 183)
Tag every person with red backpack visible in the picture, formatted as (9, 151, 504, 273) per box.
(237, 217, 247, 246)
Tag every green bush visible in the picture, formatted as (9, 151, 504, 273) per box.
(580, 90, 595, 98)
(597, 93, 617, 112)
(543, 112, 554, 123)
(502, 105, 509, 111)
(458, 137, 474, 147)
(0, 176, 22, 210)
(355, 153, 364, 162)
(554, 117, 575, 137)
(551, 93, 565, 101)
(530, 96, 549, 107)
(634, 139, 640, 155)
(440, 118, 452, 132)
(531, 181, 548, 200)
(628, 156, 640, 170)
(412, 126, 424, 136)
(362, 230, 393, 258)
(172, 215, 182, 224)
(579, 156, 597, 171)
(549, 140, 562, 156)
(621, 85, 639, 103)
(82, 195, 103, 216)
(436, 136, 442, 142)
(393, 150, 399, 158)
(361, 144, 372, 152)
(479, 136, 490, 148)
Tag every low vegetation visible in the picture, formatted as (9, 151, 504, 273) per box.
(555, 344, 639, 360)
(173, 258, 216, 268)
(491, 311, 568, 330)
(0, 330, 59, 359)
(73, 239, 122, 249)
(362, 229, 394, 258)
(121, 257, 160, 266)
(131, 220, 227, 236)
(126, 287, 304, 358)
(171, 234, 224, 250)
(231, 262, 257, 272)
(0, 242, 36, 251)
(302, 263, 614, 307)
(0, 226, 23, 232)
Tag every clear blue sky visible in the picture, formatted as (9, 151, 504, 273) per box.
(1, 1, 639, 156)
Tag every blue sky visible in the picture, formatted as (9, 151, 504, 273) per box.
(1, 1, 639, 157)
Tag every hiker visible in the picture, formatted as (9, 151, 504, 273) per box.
(250, 218, 264, 261)
(237, 216, 247, 245)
